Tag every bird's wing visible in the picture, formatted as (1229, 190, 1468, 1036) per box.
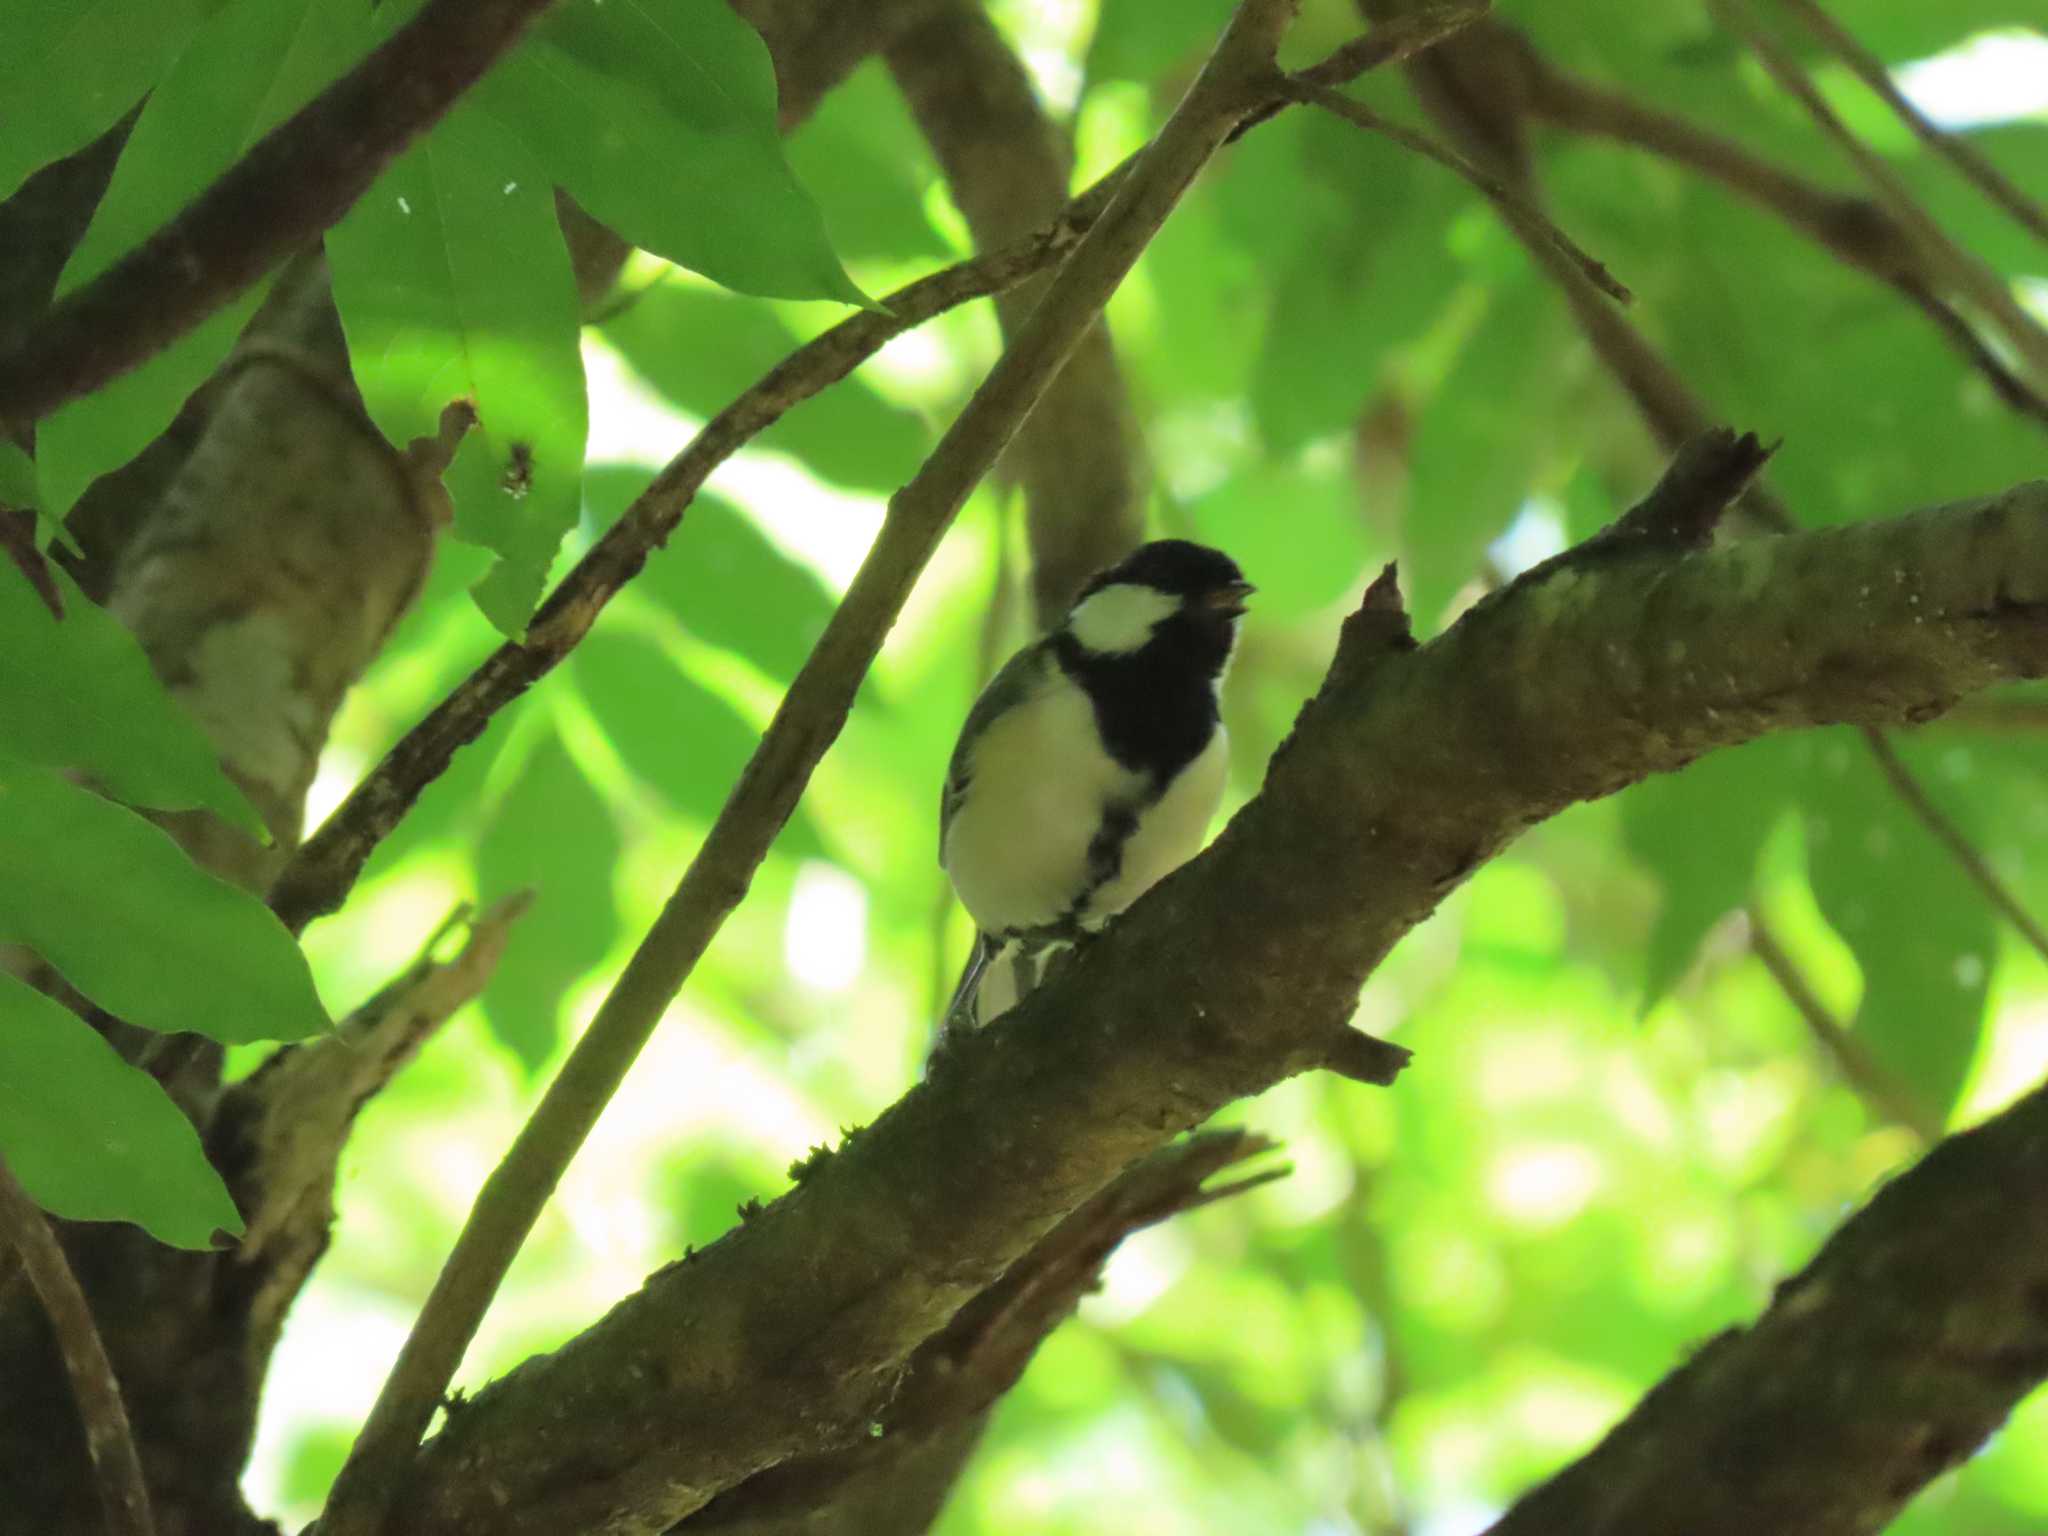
(940, 640, 1054, 861)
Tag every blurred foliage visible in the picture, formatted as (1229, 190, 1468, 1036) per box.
(7, 0, 2048, 1528)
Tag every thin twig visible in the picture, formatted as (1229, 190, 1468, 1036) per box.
(267, 12, 1461, 937)
(1292, 79, 1631, 303)
(1296, 0, 1492, 89)
(313, 6, 1298, 1531)
(1387, 12, 2048, 992)
(1770, 0, 2048, 253)
(1706, 0, 2048, 379)
(0, 0, 561, 428)
(1860, 726, 2048, 968)
(1747, 910, 1941, 1141)
(0, 1159, 155, 1536)
(1513, 37, 2048, 428)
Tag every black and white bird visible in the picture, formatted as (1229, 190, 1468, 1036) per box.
(940, 539, 1253, 1029)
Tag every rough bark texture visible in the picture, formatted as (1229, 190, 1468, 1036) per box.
(385, 480, 2048, 1535)
(888, 2, 1146, 624)
(1489, 1073, 2048, 1536)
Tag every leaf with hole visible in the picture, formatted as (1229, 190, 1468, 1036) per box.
(329, 100, 587, 638)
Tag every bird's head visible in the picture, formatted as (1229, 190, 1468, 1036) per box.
(1062, 539, 1253, 671)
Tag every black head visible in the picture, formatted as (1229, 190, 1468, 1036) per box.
(1053, 541, 1250, 775)
(1076, 539, 1252, 611)
(1061, 539, 1253, 665)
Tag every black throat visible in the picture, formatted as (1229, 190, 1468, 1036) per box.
(1053, 612, 1230, 781)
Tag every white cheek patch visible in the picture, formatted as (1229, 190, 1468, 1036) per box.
(1068, 582, 1180, 654)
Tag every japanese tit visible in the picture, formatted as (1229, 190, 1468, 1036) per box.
(940, 539, 1253, 1029)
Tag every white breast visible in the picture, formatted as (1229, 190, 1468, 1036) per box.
(1080, 723, 1228, 925)
(943, 664, 1229, 940)
(943, 674, 1146, 936)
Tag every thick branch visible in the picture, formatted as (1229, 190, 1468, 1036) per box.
(315, 8, 1299, 1532)
(390, 479, 2048, 1534)
(0, 1160, 154, 1536)
(676, 1131, 1282, 1533)
(1486, 1069, 2048, 1536)
(0, 0, 559, 427)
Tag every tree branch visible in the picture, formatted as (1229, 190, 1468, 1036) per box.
(0, 1159, 155, 1536)
(675, 1131, 1283, 1533)
(1746, 910, 1941, 1141)
(0, 0, 560, 428)
(266, 3, 1475, 937)
(1499, 21, 2048, 429)
(1769, 0, 2048, 253)
(381, 475, 2048, 1536)
(315, 7, 1300, 1532)
(888, 1, 1146, 625)
(1292, 78, 1631, 303)
(1379, 9, 2048, 984)
(209, 895, 529, 1361)
(1859, 728, 2048, 969)
(1705, 0, 2048, 380)
(1486, 1067, 2048, 1536)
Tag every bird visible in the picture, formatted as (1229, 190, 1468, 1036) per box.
(939, 539, 1253, 1031)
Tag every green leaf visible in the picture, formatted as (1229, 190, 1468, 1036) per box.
(0, 0, 214, 203)
(0, 765, 330, 1043)
(471, 0, 867, 305)
(328, 101, 588, 638)
(0, 971, 243, 1248)
(1798, 732, 1992, 1119)
(574, 628, 823, 857)
(475, 732, 620, 1069)
(0, 440, 79, 556)
(1085, 0, 1235, 83)
(783, 60, 950, 265)
(0, 561, 263, 834)
(1621, 737, 1797, 1004)
(35, 0, 375, 516)
(1251, 101, 1462, 455)
(601, 282, 929, 492)
(1188, 456, 1380, 621)
(1405, 273, 1572, 627)
(587, 472, 834, 685)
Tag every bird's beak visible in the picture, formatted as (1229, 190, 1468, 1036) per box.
(1202, 580, 1255, 617)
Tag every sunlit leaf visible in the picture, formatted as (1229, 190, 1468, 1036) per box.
(602, 282, 929, 492)
(586, 471, 834, 685)
(328, 101, 587, 638)
(0, 561, 263, 834)
(0, 764, 329, 1043)
(574, 628, 823, 857)
(0, 970, 244, 1248)
(471, 0, 867, 305)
